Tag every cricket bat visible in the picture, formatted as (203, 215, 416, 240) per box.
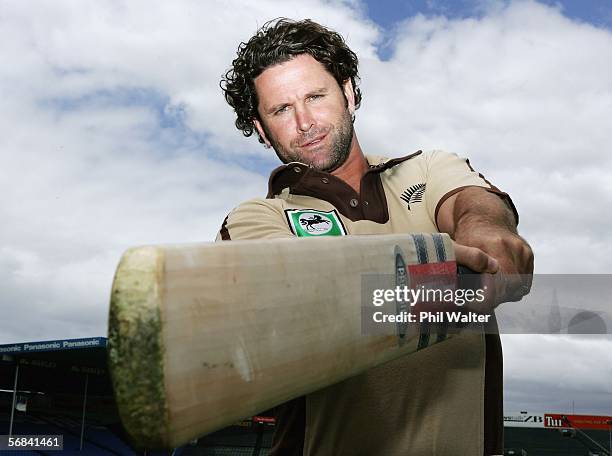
(107, 233, 461, 449)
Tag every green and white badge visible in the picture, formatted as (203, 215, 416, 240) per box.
(285, 209, 347, 237)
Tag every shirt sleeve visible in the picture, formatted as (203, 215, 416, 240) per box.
(423, 150, 519, 225)
(216, 198, 294, 241)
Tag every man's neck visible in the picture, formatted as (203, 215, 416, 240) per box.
(331, 135, 368, 194)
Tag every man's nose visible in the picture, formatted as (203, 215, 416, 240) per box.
(295, 105, 314, 133)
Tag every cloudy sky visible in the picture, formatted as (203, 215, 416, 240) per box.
(2, 0, 611, 415)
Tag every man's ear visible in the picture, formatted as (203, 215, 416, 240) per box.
(342, 79, 356, 116)
(253, 118, 272, 148)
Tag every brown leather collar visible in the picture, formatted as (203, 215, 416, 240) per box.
(266, 150, 422, 222)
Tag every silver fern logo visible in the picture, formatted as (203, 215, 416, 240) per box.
(400, 183, 426, 210)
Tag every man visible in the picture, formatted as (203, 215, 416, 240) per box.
(218, 18, 533, 455)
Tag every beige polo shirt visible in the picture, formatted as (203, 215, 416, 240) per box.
(217, 150, 514, 455)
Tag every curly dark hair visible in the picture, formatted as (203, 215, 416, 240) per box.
(220, 18, 362, 143)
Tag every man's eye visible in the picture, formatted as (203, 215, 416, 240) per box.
(309, 94, 323, 101)
(275, 106, 289, 115)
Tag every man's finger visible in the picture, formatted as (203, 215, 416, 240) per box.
(505, 273, 532, 302)
(454, 242, 499, 273)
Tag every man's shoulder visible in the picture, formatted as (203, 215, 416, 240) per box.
(231, 196, 286, 214)
(365, 150, 424, 167)
(366, 149, 456, 169)
(217, 196, 293, 241)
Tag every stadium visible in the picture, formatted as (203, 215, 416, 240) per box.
(1, 337, 610, 455)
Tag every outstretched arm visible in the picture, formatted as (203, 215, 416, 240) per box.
(437, 186, 534, 306)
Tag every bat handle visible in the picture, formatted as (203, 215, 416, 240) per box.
(456, 265, 481, 290)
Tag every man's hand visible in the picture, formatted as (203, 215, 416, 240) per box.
(453, 231, 533, 310)
(437, 187, 534, 310)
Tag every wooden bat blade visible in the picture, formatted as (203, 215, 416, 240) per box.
(108, 233, 456, 448)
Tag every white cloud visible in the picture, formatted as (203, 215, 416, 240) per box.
(1, 0, 611, 414)
(357, 1, 612, 269)
(1, 0, 379, 343)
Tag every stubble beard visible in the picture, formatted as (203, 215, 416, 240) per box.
(266, 108, 354, 173)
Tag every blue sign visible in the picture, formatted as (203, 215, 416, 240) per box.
(0, 337, 107, 355)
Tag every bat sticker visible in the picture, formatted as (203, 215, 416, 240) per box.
(284, 209, 347, 237)
(394, 245, 409, 346)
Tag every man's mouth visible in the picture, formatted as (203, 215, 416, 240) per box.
(300, 133, 327, 148)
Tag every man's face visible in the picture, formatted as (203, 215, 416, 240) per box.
(253, 54, 355, 172)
